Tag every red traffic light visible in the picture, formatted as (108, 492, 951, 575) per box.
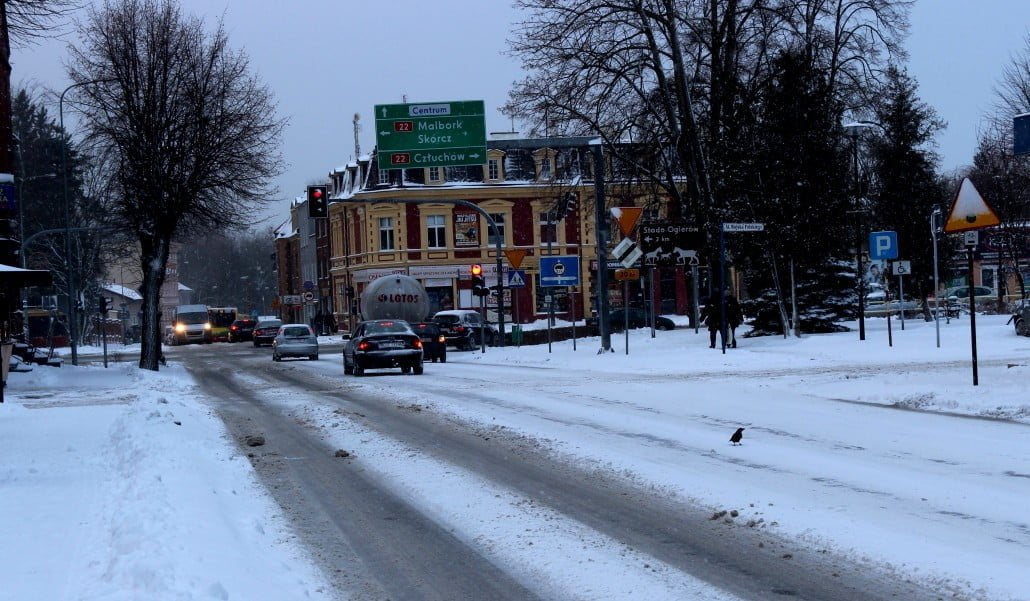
(470, 263, 483, 276)
(311, 188, 323, 199)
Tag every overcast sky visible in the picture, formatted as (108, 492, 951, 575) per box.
(12, 0, 1030, 229)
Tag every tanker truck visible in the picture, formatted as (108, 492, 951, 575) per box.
(359, 274, 432, 324)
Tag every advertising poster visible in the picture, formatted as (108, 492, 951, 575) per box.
(454, 210, 480, 247)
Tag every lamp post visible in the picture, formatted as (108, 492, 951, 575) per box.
(843, 120, 883, 341)
(60, 80, 102, 366)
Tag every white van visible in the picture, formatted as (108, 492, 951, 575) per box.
(171, 304, 211, 345)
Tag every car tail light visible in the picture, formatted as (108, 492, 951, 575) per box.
(412, 339, 423, 349)
(231, 325, 238, 330)
(455, 326, 465, 332)
(438, 335, 445, 343)
(357, 341, 371, 351)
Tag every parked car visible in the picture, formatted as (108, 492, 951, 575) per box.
(864, 291, 920, 317)
(433, 309, 497, 350)
(252, 319, 283, 347)
(228, 318, 257, 342)
(272, 324, 319, 361)
(343, 319, 424, 376)
(940, 285, 996, 307)
(410, 321, 447, 363)
(1012, 302, 1030, 336)
(587, 307, 676, 331)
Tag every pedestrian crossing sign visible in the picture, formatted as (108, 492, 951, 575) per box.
(507, 269, 527, 288)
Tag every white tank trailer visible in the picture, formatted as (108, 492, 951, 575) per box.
(360, 274, 431, 323)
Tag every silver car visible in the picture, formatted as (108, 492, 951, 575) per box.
(272, 324, 319, 361)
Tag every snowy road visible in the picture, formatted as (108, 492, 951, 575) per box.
(180, 327, 1019, 601)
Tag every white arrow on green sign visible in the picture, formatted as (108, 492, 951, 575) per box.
(374, 100, 487, 168)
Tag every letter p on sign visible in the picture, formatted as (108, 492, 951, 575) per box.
(869, 231, 898, 261)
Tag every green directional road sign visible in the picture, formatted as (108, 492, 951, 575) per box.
(374, 100, 487, 168)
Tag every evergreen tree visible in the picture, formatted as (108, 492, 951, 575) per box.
(735, 48, 854, 335)
(865, 66, 951, 317)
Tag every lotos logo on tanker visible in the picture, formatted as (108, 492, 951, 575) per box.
(377, 293, 421, 303)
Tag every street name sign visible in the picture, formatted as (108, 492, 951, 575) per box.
(721, 222, 764, 232)
(374, 100, 486, 168)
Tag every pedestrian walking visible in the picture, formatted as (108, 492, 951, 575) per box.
(726, 295, 742, 348)
(699, 294, 726, 349)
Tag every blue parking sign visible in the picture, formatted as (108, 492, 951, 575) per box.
(869, 231, 898, 260)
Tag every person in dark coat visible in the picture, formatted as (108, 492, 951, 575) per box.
(699, 294, 726, 349)
(725, 295, 743, 348)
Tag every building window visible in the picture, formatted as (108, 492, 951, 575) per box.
(378, 169, 390, 185)
(427, 215, 446, 249)
(539, 157, 552, 180)
(428, 166, 443, 183)
(540, 212, 557, 244)
(487, 213, 505, 247)
(379, 217, 395, 250)
(488, 159, 500, 180)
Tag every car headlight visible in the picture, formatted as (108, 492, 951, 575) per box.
(203, 322, 212, 330)
(175, 324, 186, 333)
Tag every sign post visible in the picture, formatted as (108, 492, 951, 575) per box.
(893, 260, 911, 330)
(943, 177, 1001, 385)
(719, 223, 764, 353)
(869, 231, 899, 346)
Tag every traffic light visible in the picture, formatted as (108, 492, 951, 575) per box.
(98, 297, 110, 313)
(307, 185, 328, 218)
(470, 264, 488, 297)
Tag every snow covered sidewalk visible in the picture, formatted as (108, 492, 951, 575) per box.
(0, 362, 333, 601)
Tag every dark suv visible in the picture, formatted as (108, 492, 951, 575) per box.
(410, 321, 447, 363)
(228, 318, 257, 342)
(432, 309, 497, 350)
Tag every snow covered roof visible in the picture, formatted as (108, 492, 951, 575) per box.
(178, 283, 192, 291)
(102, 282, 142, 301)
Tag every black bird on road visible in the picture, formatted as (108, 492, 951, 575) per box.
(730, 427, 745, 445)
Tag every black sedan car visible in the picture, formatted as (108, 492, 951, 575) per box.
(228, 318, 257, 342)
(252, 319, 283, 347)
(410, 321, 447, 363)
(588, 308, 676, 332)
(343, 320, 424, 376)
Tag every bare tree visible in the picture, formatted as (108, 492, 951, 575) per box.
(1, 0, 79, 172)
(66, 0, 285, 370)
(976, 32, 1030, 303)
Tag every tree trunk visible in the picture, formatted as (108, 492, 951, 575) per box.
(0, 3, 13, 174)
(138, 235, 170, 371)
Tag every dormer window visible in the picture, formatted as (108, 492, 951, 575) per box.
(378, 168, 390, 185)
(428, 166, 444, 184)
(540, 157, 552, 179)
(485, 149, 506, 183)
(532, 148, 557, 182)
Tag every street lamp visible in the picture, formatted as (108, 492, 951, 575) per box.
(60, 79, 106, 366)
(843, 120, 883, 341)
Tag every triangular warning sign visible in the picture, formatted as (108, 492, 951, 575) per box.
(611, 206, 643, 236)
(508, 271, 525, 287)
(503, 249, 528, 269)
(943, 178, 1001, 233)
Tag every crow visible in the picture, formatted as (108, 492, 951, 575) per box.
(730, 427, 745, 445)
